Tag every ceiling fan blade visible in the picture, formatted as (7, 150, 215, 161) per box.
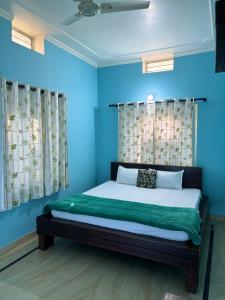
(100, 1, 150, 14)
(61, 14, 82, 25)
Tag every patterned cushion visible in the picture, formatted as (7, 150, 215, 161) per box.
(136, 169, 157, 189)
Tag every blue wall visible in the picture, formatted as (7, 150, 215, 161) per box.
(1, 16, 225, 248)
(0, 17, 98, 247)
(97, 52, 225, 216)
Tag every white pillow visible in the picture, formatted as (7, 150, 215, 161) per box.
(116, 166, 138, 186)
(156, 170, 184, 190)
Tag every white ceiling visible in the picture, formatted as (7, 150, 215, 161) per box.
(0, 0, 215, 67)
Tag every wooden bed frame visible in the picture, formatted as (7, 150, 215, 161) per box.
(36, 161, 208, 293)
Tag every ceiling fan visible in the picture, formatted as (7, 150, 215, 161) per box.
(61, 0, 150, 25)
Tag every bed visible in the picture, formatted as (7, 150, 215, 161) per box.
(36, 162, 208, 293)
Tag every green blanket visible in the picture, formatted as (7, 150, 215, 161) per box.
(44, 193, 202, 245)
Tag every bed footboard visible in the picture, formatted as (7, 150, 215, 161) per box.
(37, 161, 206, 294)
(36, 196, 207, 294)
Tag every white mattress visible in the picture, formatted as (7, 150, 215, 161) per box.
(52, 181, 201, 242)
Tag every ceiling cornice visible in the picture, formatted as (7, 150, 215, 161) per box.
(0, 6, 98, 67)
(0, 8, 14, 21)
(208, 0, 216, 38)
(46, 36, 98, 67)
(99, 45, 215, 68)
(0, 0, 216, 69)
(98, 0, 215, 66)
(13, 0, 101, 57)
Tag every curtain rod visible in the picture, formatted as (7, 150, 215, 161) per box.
(109, 98, 207, 107)
(6, 81, 64, 97)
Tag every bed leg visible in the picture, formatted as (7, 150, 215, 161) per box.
(38, 234, 54, 251)
(185, 268, 198, 293)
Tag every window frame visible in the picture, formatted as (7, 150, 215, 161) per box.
(142, 58, 174, 74)
(12, 28, 33, 50)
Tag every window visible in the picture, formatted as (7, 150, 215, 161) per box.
(118, 100, 196, 166)
(0, 76, 68, 211)
(12, 28, 32, 49)
(11, 28, 45, 54)
(142, 58, 174, 74)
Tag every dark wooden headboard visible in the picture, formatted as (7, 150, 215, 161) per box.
(111, 161, 202, 190)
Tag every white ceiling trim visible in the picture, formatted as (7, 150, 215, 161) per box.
(46, 36, 98, 67)
(105, 39, 214, 60)
(0, 6, 98, 67)
(208, 0, 216, 38)
(100, 0, 215, 62)
(0, 0, 216, 69)
(11, 0, 217, 64)
(14, 0, 101, 58)
(0, 8, 14, 21)
(99, 45, 215, 68)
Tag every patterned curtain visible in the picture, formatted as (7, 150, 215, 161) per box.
(118, 100, 195, 166)
(0, 76, 68, 211)
(118, 103, 155, 163)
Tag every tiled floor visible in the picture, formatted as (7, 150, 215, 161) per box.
(0, 220, 224, 300)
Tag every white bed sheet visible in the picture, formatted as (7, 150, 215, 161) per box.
(52, 181, 201, 242)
